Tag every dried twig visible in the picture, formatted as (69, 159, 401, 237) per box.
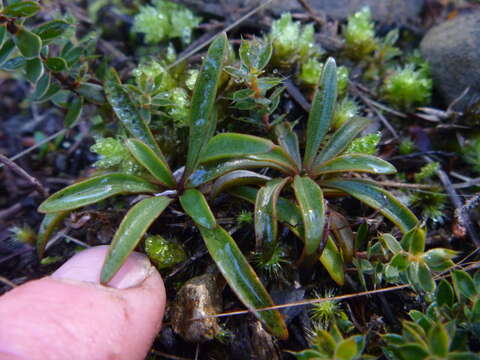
(350, 83, 399, 138)
(167, 0, 274, 70)
(178, 260, 480, 324)
(296, 0, 326, 26)
(0, 203, 22, 221)
(0, 275, 17, 289)
(0, 154, 48, 197)
(0, 128, 67, 169)
(283, 78, 311, 113)
(425, 155, 480, 247)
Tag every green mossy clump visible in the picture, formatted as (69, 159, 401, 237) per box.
(133, 0, 201, 44)
(10, 225, 36, 245)
(343, 7, 377, 60)
(144, 235, 187, 269)
(90, 137, 141, 174)
(332, 98, 359, 129)
(346, 132, 380, 155)
(299, 59, 349, 96)
(382, 64, 432, 110)
(269, 13, 321, 66)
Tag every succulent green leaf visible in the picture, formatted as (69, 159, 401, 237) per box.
(246, 146, 298, 173)
(105, 68, 166, 162)
(390, 252, 409, 270)
(274, 122, 301, 170)
(32, 72, 50, 99)
(287, 349, 323, 359)
(64, 96, 84, 128)
(313, 154, 396, 176)
(38, 173, 158, 213)
(197, 224, 288, 339)
(323, 179, 418, 232)
(3, 1, 41, 17)
(0, 39, 15, 66)
(255, 178, 288, 261)
(314, 117, 371, 166)
(201, 133, 275, 163)
(329, 210, 354, 262)
(180, 189, 217, 229)
(200, 133, 297, 172)
(293, 176, 326, 259)
(34, 20, 70, 43)
(188, 158, 287, 188)
(37, 212, 69, 258)
(45, 56, 68, 72)
(0, 25, 6, 47)
(304, 57, 337, 168)
(417, 261, 435, 293)
(2, 55, 25, 70)
(436, 279, 454, 308)
(354, 222, 368, 251)
(381, 233, 403, 254)
(335, 336, 360, 360)
(33, 78, 61, 103)
(422, 248, 456, 272)
(125, 139, 175, 188)
(401, 227, 426, 255)
(394, 344, 429, 360)
(185, 33, 227, 178)
(77, 82, 105, 105)
(319, 236, 345, 285)
(101, 196, 171, 283)
(452, 270, 477, 299)
(210, 170, 270, 199)
(25, 57, 43, 83)
(14, 27, 42, 59)
(239, 38, 272, 71)
(474, 271, 480, 294)
(428, 323, 449, 357)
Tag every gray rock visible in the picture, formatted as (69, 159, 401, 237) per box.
(420, 12, 480, 109)
(178, 0, 424, 25)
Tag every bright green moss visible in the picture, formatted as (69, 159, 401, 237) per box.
(269, 13, 321, 65)
(166, 87, 190, 126)
(414, 162, 439, 183)
(346, 132, 381, 155)
(299, 60, 349, 96)
(309, 289, 339, 327)
(332, 97, 359, 129)
(144, 235, 187, 269)
(399, 138, 416, 155)
(132, 59, 176, 93)
(10, 225, 36, 245)
(236, 210, 253, 226)
(90, 137, 141, 174)
(410, 189, 447, 224)
(382, 64, 432, 110)
(132, 0, 201, 44)
(343, 7, 377, 60)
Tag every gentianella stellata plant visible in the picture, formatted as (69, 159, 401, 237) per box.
(37, 34, 288, 340)
(190, 57, 419, 285)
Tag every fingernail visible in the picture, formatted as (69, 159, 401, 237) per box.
(51, 245, 152, 289)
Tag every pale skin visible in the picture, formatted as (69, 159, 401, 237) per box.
(0, 246, 167, 360)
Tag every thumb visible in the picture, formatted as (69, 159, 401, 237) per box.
(0, 246, 166, 360)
